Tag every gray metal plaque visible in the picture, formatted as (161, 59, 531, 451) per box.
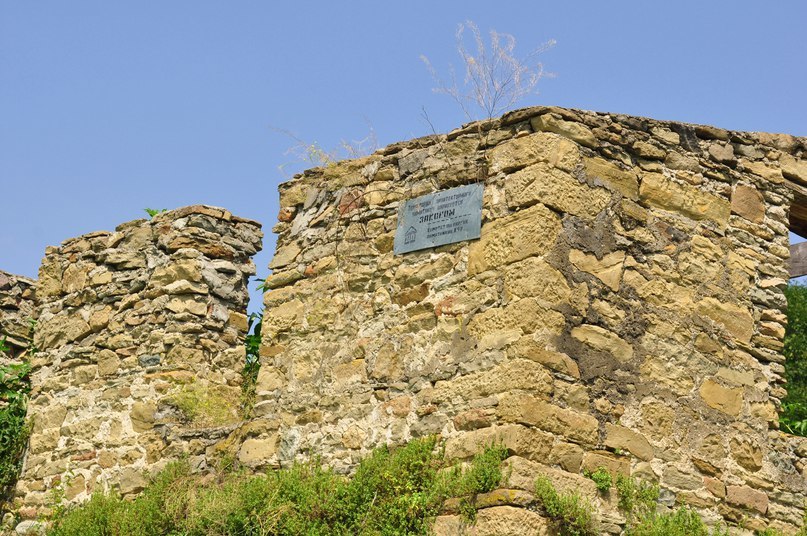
(394, 183, 484, 255)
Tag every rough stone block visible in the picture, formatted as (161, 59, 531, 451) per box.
(489, 131, 580, 174)
(505, 162, 610, 219)
(604, 424, 653, 461)
(726, 485, 768, 514)
(467, 203, 561, 275)
(585, 156, 639, 199)
(498, 393, 599, 446)
(699, 379, 743, 416)
(639, 173, 730, 226)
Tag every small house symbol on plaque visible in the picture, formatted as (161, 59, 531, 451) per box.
(404, 226, 417, 245)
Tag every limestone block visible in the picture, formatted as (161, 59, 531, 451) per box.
(472, 506, 551, 535)
(729, 436, 763, 471)
(268, 243, 301, 270)
(780, 153, 807, 185)
(531, 114, 597, 149)
(633, 141, 666, 160)
(238, 435, 279, 465)
(639, 173, 730, 226)
(662, 466, 702, 490)
(489, 132, 580, 174)
(695, 298, 754, 344)
(581, 450, 630, 479)
(569, 250, 625, 291)
(130, 402, 156, 432)
(61, 263, 88, 294)
(498, 393, 599, 446)
(571, 325, 633, 363)
(508, 337, 580, 378)
(584, 156, 639, 199)
(503, 456, 598, 500)
(731, 185, 766, 223)
(35, 315, 91, 349)
(742, 160, 783, 183)
(505, 162, 611, 219)
(164, 297, 207, 316)
(467, 203, 561, 275)
(262, 299, 304, 334)
(699, 379, 743, 416)
(445, 424, 555, 462)
(708, 142, 735, 164)
(432, 358, 553, 402)
(726, 485, 768, 514)
(467, 298, 565, 345)
(118, 467, 147, 496)
(604, 424, 654, 461)
(394, 255, 454, 287)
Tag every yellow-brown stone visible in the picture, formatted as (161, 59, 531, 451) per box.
(584, 156, 639, 199)
(571, 324, 634, 362)
(639, 172, 730, 226)
(505, 163, 611, 219)
(699, 379, 743, 416)
(467, 203, 561, 275)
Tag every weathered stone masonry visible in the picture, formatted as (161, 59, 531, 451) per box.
(13, 206, 262, 512)
(5, 106, 807, 533)
(252, 106, 807, 533)
(0, 271, 36, 366)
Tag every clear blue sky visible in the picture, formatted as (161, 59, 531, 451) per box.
(2, 1, 805, 309)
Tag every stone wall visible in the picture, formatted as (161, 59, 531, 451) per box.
(14, 206, 262, 515)
(250, 106, 807, 533)
(0, 271, 36, 365)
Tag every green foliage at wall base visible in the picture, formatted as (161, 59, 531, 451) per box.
(47, 438, 508, 536)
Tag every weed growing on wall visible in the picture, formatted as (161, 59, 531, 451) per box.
(421, 20, 555, 122)
(534, 476, 597, 536)
(583, 466, 612, 493)
(782, 284, 807, 436)
(143, 208, 167, 219)
(47, 437, 508, 536)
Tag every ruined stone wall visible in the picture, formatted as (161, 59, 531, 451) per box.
(252, 106, 807, 533)
(14, 206, 262, 516)
(0, 271, 36, 365)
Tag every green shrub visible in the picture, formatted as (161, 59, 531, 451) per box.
(534, 476, 597, 536)
(625, 507, 730, 536)
(240, 312, 262, 418)
(47, 438, 509, 536)
(584, 466, 612, 493)
(615, 474, 659, 525)
(782, 284, 807, 436)
(0, 360, 31, 506)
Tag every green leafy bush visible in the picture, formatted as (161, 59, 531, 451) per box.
(584, 466, 612, 493)
(240, 312, 262, 418)
(615, 474, 659, 525)
(782, 284, 807, 436)
(47, 438, 508, 536)
(0, 360, 31, 506)
(534, 476, 597, 536)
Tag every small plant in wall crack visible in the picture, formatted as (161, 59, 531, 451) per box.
(583, 466, 612, 493)
(240, 312, 262, 418)
(144, 208, 167, 219)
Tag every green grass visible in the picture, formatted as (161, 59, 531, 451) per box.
(47, 438, 508, 536)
